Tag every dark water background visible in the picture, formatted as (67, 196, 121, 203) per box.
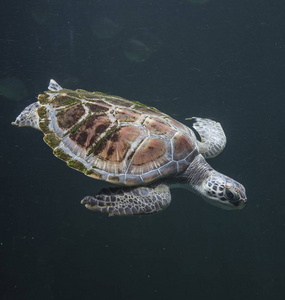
(1, 0, 285, 299)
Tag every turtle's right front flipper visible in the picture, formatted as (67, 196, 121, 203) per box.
(81, 182, 171, 216)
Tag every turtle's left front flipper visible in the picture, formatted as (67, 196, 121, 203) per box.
(187, 117, 226, 158)
(81, 182, 171, 216)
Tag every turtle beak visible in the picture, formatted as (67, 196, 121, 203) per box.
(230, 198, 247, 209)
(233, 183, 247, 209)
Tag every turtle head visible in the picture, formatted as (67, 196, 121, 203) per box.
(186, 154, 247, 210)
(200, 171, 247, 210)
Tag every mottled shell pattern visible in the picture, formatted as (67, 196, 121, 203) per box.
(37, 87, 198, 186)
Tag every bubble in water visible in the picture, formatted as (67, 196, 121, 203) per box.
(0, 77, 28, 101)
(123, 31, 162, 63)
(123, 39, 151, 62)
(92, 17, 121, 40)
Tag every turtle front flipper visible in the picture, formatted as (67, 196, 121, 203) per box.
(81, 183, 171, 216)
(187, 117, 226, 158)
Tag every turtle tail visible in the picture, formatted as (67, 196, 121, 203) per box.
(12, 101, 41, 130)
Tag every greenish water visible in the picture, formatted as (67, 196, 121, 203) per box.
(1, 0, 285, 299)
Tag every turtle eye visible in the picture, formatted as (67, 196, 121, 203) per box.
(225, 189, 234, 200)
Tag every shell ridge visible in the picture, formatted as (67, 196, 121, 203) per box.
(124, 132, 147, 175)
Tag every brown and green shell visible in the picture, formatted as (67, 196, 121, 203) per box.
(36, 87, 198, 186)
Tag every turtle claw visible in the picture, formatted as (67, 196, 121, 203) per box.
(81, 196, 97, 205)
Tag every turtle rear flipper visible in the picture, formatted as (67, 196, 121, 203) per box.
(187, 117, 226, 158)
(48, 79, 62, 91)
(12, 101, 40, 130)
(81, 182, 171, 216)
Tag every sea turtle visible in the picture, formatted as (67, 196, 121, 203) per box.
(12, 79, 247, 216)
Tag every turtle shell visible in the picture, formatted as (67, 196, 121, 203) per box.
(37, 88, 198, 186)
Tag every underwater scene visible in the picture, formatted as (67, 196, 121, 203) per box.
(1, 0, 285, 299)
